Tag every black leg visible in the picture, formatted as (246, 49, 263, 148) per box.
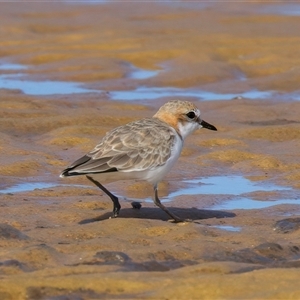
(153, 188, 183, 223)
(86, 175, 121, 218)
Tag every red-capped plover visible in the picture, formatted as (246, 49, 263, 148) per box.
(60, 100, 217, 222)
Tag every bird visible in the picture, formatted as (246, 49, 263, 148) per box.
(60, 100, 217, 222)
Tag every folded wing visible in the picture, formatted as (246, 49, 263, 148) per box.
(60, 118, 176, 177)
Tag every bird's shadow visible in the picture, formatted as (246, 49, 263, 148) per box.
(79, 207, 236, 224)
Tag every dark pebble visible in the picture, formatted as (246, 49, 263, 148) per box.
(274, 217, 300, 233)
(0, 223, 29, 240)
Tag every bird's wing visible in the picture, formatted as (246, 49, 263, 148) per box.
(62, 118, 177, 176)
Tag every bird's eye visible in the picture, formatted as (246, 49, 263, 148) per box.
(186, 111, 196, 119)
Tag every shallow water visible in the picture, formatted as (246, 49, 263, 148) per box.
(176, 176, 290, 196)
(212, 225, 241, 232)
(0, 62, 98, 95)
(0, 63, 28, 70)
(2, 175, 297, 211)
(0, 182, 85, 194)
(129, 65, 160, 80)
(260, 4, 300, 16)
(3, 74, 299, 101)
(174, 176, 299, 210)
(1, 61, 300, 101)
(142, 175, 298, 210)
(161, 2, 300, 16)
(210, 197, 300, 210)
(177, 176, 299, 210)
(0, 74, 99, 95)
(169, 175, 300, 210)
(0, 182, 58, 194)
(109, 87, 273, 101)
(0, 72, 273, 99)
(65, 0, 300, 17)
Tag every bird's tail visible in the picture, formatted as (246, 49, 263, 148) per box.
(59, 155, 91, 178)
(60, 168, 72, 178)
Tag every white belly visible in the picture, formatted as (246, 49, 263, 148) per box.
(142, 134, 183, 186)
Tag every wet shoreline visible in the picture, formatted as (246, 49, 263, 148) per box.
(1, 2, 300, 299)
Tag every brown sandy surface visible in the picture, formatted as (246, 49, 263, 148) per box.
(0, 2, 300, 299)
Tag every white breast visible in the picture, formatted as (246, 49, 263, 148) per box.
(144, 130, 183, 186)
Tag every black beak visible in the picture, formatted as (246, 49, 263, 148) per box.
(200, 119, 217, 131)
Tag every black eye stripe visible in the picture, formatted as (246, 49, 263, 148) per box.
(186, 111, 196, 119)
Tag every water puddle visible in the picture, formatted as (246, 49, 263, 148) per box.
(0, 63, 28, 71)
(260, 4, 300, 16)
(212, 225, 241, 232)
(2, 175, 298, 213)
(142, 175, 296, 210)
(0, 182, 87, 194)
(0, 182, 58, 194)
(0, 72, 276, 99)
(173, 176, 290, 196)
(65, 1, 300, 16)
(109, 87, 273, 101)
(210, 197, 300, 211)
(0, 74, 99, 95)
(163, 175, 298, 211)
(1, 61, 299, 101)
(66, 0, 108, 4)
(0, 72, 270, 99)
(160, 1, 214, 10)
(129, 65, 160, 80)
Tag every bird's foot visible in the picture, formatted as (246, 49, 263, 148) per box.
(168, 217, 192, 224)
(112, 203, 121, 218)
(131, 201, 142, 209)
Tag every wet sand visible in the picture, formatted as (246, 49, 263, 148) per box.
(0, 2, 300, 299)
